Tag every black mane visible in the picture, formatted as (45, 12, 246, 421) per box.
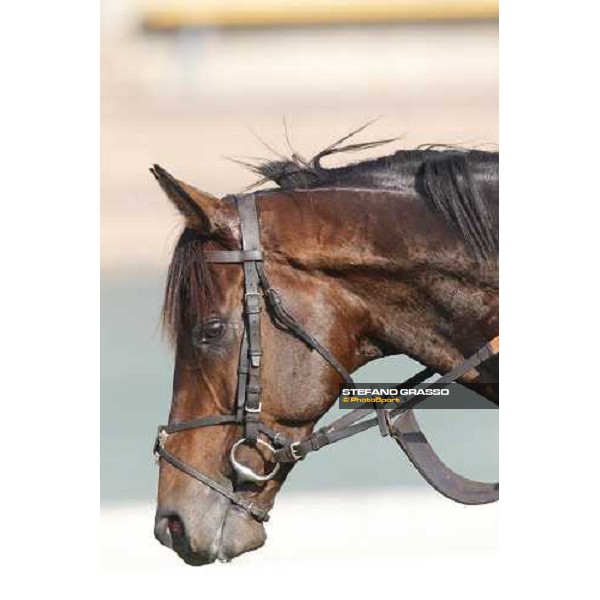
(246, 144, 499, 261)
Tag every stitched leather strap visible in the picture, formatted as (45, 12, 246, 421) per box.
(257, 263, 355, 386)
(236, 327, 250, 422)
(237, 194, 264, 444)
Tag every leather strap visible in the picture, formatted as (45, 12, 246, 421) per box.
(387, 339, 499, 504)
(257, 264, 355, 386)
(275, 340, 499, 470)
(377, 367, 435, 436)
(236, 327, 250, 422)
(205, 250, 264, 263)
(156, 445, 270, 521)
(273, 366, 433, 462)
(390, 410, 499, 504)
(435, 336, 499, 385)
(237, 194, 264, 444)
(164, 415, 238, 434)
(274, 417, 379, 462)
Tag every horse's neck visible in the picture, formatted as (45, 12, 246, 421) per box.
(358, 260, 499, 375)
(263, 189, 498, 375)
(346, 209, 498, 373)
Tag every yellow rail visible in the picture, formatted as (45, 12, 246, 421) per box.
(142, 0, 498, 31)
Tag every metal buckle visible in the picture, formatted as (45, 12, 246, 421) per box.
(386, 409, 408, 436)
(381, 409, 395, 437)
(244, 291, 262, 304)
(245, 402, 262, 413)
(244, 291, 262, 307)
(289, 442, 302, 461)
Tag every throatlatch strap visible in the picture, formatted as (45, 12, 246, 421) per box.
(256, 263, 355, 386)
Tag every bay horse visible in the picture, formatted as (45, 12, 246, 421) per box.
(151, 142, 499, 565)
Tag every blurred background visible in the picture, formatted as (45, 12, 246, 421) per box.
(101, 0, 498, 570)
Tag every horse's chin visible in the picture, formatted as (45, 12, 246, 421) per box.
(168, 505, 267, 566)
(217, 505, 267, 560)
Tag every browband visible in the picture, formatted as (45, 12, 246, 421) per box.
(205, 250, 264, 263)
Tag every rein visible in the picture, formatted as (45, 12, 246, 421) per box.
(154, 193, 499, 522)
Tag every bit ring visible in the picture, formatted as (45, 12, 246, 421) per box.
(230, 438, 280, 483)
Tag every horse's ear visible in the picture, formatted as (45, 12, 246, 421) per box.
(150, 164, 235, 236)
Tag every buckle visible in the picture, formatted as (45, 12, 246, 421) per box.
(245, 402, 262, 413)
(289, 442, 302, 461)
(386, 410, 408, 436)
(249, 351, 262, 367)
(383, 410, 394, 433)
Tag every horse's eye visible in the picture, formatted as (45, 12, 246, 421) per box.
(203, 318, 225, 339)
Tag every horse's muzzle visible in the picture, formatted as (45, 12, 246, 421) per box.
(154, 501, 266, 565)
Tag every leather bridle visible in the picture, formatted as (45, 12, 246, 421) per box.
(154, 193, 499, 523)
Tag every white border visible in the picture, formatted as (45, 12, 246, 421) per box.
(3, 0, 598, 596)
(501, 0, 599, 594)
(2, 0, 99, 589)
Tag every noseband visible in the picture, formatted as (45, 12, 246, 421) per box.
(154, 193, 499, 523)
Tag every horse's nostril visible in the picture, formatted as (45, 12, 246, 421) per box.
(167, 515, 185, 540)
